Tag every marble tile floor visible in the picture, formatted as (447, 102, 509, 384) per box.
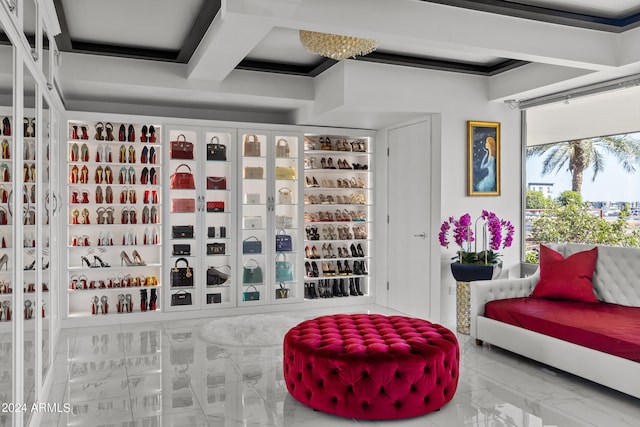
(40, 304, 640, 427)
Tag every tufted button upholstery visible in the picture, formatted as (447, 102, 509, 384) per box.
(283, 314, 459, 420)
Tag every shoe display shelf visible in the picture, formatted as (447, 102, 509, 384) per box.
(66, 120, 162, 319)
(303, 134, 373, 300)
(165, 128, 236, 311)
(238, 131, 303, 307)
(0, 115, 51, 332)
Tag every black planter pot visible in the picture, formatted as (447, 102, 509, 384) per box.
(450, 262, 502, 282)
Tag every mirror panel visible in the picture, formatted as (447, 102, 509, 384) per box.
(22, 61, 37, 426)
(0, 20, 13, 427)
(41, 95, 50, 381)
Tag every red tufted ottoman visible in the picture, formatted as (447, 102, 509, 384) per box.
(283, 314, 459, 420)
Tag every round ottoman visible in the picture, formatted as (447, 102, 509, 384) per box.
(283, 314, 459, 420)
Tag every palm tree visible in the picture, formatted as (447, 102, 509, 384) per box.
(527, 136, 640, 194)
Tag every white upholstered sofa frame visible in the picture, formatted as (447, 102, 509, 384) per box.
(470, 243, 640, 399)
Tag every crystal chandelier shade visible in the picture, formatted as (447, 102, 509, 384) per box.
(299, 30, 378, 60)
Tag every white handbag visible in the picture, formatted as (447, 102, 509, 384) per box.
(243, 216, 262, 229)
(278, 187, 292, 205)
(245, 193, 261, 204)
(275, 215, 293, 228)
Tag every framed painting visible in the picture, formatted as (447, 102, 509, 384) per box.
(467, 121, 500, 196)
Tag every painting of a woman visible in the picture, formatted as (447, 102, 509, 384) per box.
(468, 121, 500, 196)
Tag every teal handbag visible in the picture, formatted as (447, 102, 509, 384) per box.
(275, 253, 294, 282)
(242, 259, 263, 284)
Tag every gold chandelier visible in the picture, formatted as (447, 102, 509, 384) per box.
(299, 30, 378, 60)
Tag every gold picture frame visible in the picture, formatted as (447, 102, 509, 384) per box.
(467, 121, 500, 196)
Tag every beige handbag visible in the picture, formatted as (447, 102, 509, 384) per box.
(244, 166, 264, 179)
(275, 166, 295, 180)
(244, 134, 261, 157)
(275, 138, 290, 158)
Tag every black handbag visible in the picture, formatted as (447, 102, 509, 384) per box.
(207, 293, 222, 304)
(275, 283, 290, 299)
(207, 136, 227, 161)
(172, 225, 194, 239)
(242, 285, 260, 301)
(207, 265, 230, 286)
(172, 244, 191, 256)
(171, 258, 194, 287)
(242, 236, 262, 254)
(207, 243, 225, 255)
(171, 290, 192, 306)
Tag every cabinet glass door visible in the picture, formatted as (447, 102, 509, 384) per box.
(166, 129, 199, 310)
(273, 134, 302, 303)
(202, 130, 235, 308)
(239, 133, 268, 305)
(66, 120, 163, 319)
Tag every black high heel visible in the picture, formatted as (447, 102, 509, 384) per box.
(80, 256, 92, 268)
(24, 260, 36, 270)
(305, 261, 312, 277)
(350, 244, 358, 257)
(93, 256, 110, 268)
(357, 243, 365, 257)
(311, 262, 319, 277)
(344, 260, 352, 275)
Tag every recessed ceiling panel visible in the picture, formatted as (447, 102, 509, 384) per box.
(506, 0, 640, 19)
(61, 0, 204, 50)
(245, 27, 325, 66)
(377, 40, 503, 66)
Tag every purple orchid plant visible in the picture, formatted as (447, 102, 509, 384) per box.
(439, 210, 515, 264)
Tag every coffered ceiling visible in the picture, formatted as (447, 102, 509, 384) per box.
(47, 0, 640, 126)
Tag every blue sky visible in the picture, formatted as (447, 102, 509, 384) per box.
(526, 149, 640, 203)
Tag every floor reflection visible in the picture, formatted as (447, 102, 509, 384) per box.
(41, 305, 640, 426)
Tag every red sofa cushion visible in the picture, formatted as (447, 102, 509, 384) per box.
(531, 245, 599, 302)
(283, 314, 459, 420)
(485, 297, 640, 362)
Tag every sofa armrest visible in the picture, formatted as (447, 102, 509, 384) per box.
(470, 271, 540, 338)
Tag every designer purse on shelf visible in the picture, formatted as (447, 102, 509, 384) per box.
(242, 259, 263, 284)
(275, 283, 290, 299)
(171, 258, 194, 287)
(206, 201, 225, 212)
(275, 228, 293, 252)
(207, 293, 222, 304)
(275, 215, 293, 228)
(275, 166, 296, 180)
(206, 176, 227, 190)
(171, 198, 196, 212)
(243, 216, 262, 229)
(208, 226, 226, 238)
(275, 253, 294, 282)
(171, 290, 192, 306)
(170, 164, 196, 189)
(242, 285, 260, 301)
(242, 236, 262, 254)
(244, 166, 264, 179)
(207, 242, 225, 255)
(243, 134, 261, 157)
(170, 134, 194, 160)
(207, 265, 230, 286)
(244, 193, 260, 204)
(275, 138, 290, 158)
(207, 136, 227, 161)
(278, 187, 292, 204)
(172, 225, 194, 239)
(172, 244, 191, 256)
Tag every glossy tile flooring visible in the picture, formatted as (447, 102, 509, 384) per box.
(42, 304, 640, 426)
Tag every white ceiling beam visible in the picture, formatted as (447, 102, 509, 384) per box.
(187, 12, 274, 81)
(225, 0, 619, 72)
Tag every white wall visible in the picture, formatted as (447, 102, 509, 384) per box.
(334, 61, 521, 325)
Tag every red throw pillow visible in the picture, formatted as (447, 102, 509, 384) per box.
(531, 245, 599, 302)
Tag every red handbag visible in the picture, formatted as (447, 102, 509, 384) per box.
(170, 164, 195, 189)
(206, 201, 225, 212)
(171, 198, 196, 212)
(170, 134, 194, 159)
(206, 176, 227, 190)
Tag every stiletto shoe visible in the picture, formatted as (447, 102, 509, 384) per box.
(95, 186, 103, 203)
(127, 125, 135, 142)
(305, 247, 312, 259)
(80, 165, 89, 184)
(81, 126, 89, 140)
(81, 256, 92, 268)
(350, 244, 358, 257)
(149, 167, 157, 184)
(121, 251, 135, 266)
(132, 250, 146, 266)
(357, 243, 365, 257)
(140, 125, 148, 142)
(149, 147, 157, 164)
(141, 147, 149, 164)
(128, 145, 136, 163)
(118, 124, 126, 141)
(105, 166, 113, 184)
(94, 256, 110, 268)
(0, 254, 8, 270)
(105, 122, 115, 141)
(71, 125, 79, 140)
(311, 262, 319, 277)
(149, 125, 156, 143)
(95, 122, 104, 140)
(95, 165, 103, 184)
(119, 145, 127, 163)
(149, 288, 157, 311)
(71, 208, 80, 224)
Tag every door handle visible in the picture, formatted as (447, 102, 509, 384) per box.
(413, 233, 426, 239)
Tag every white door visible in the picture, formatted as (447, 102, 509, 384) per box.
(387, 120, 431, 318)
